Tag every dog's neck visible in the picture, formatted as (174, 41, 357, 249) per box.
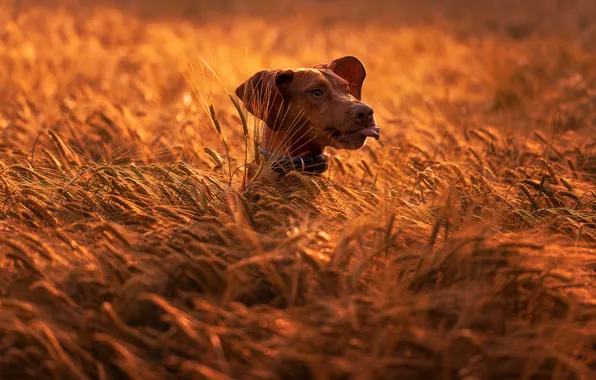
(261, 127, 324, 158)
(259, 126, 328, 175)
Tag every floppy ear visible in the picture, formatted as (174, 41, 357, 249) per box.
(235, 69, 295, 131)
(314, 56, 366, 100)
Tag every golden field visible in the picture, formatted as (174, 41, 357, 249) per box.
(1, 0, 596, 378)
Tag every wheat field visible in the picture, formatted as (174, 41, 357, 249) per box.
(1, 0, 596, 379)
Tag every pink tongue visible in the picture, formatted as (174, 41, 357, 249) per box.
(356, 126, 380, 140)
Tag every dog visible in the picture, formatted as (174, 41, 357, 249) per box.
(235, 56, 379, 189)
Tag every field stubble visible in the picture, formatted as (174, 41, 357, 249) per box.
(1, 0, 596, 379)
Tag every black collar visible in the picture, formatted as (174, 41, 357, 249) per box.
(258, 148, 328, 175)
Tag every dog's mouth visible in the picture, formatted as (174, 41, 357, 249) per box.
(328, 125, 381, 141)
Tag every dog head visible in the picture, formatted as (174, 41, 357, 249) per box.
(235, 56, 379, 152)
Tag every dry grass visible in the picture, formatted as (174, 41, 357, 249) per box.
(1, 0, 596, 379)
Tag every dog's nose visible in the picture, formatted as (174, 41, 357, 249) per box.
(349, 104, 374, 125)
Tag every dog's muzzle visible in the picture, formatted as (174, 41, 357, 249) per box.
(258, 148, 328, 175)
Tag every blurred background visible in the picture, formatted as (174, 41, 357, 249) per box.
(10, 0, 596, 45)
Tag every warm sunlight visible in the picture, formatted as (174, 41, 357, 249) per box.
(1, 0, 595, 378)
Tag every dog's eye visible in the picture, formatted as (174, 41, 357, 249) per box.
(346, 87, 350, 94)
(310, 89, 324, 97)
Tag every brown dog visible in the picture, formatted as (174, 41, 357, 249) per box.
(235, 56, 379, 187)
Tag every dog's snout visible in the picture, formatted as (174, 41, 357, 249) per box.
(349, 104, 374, 125)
